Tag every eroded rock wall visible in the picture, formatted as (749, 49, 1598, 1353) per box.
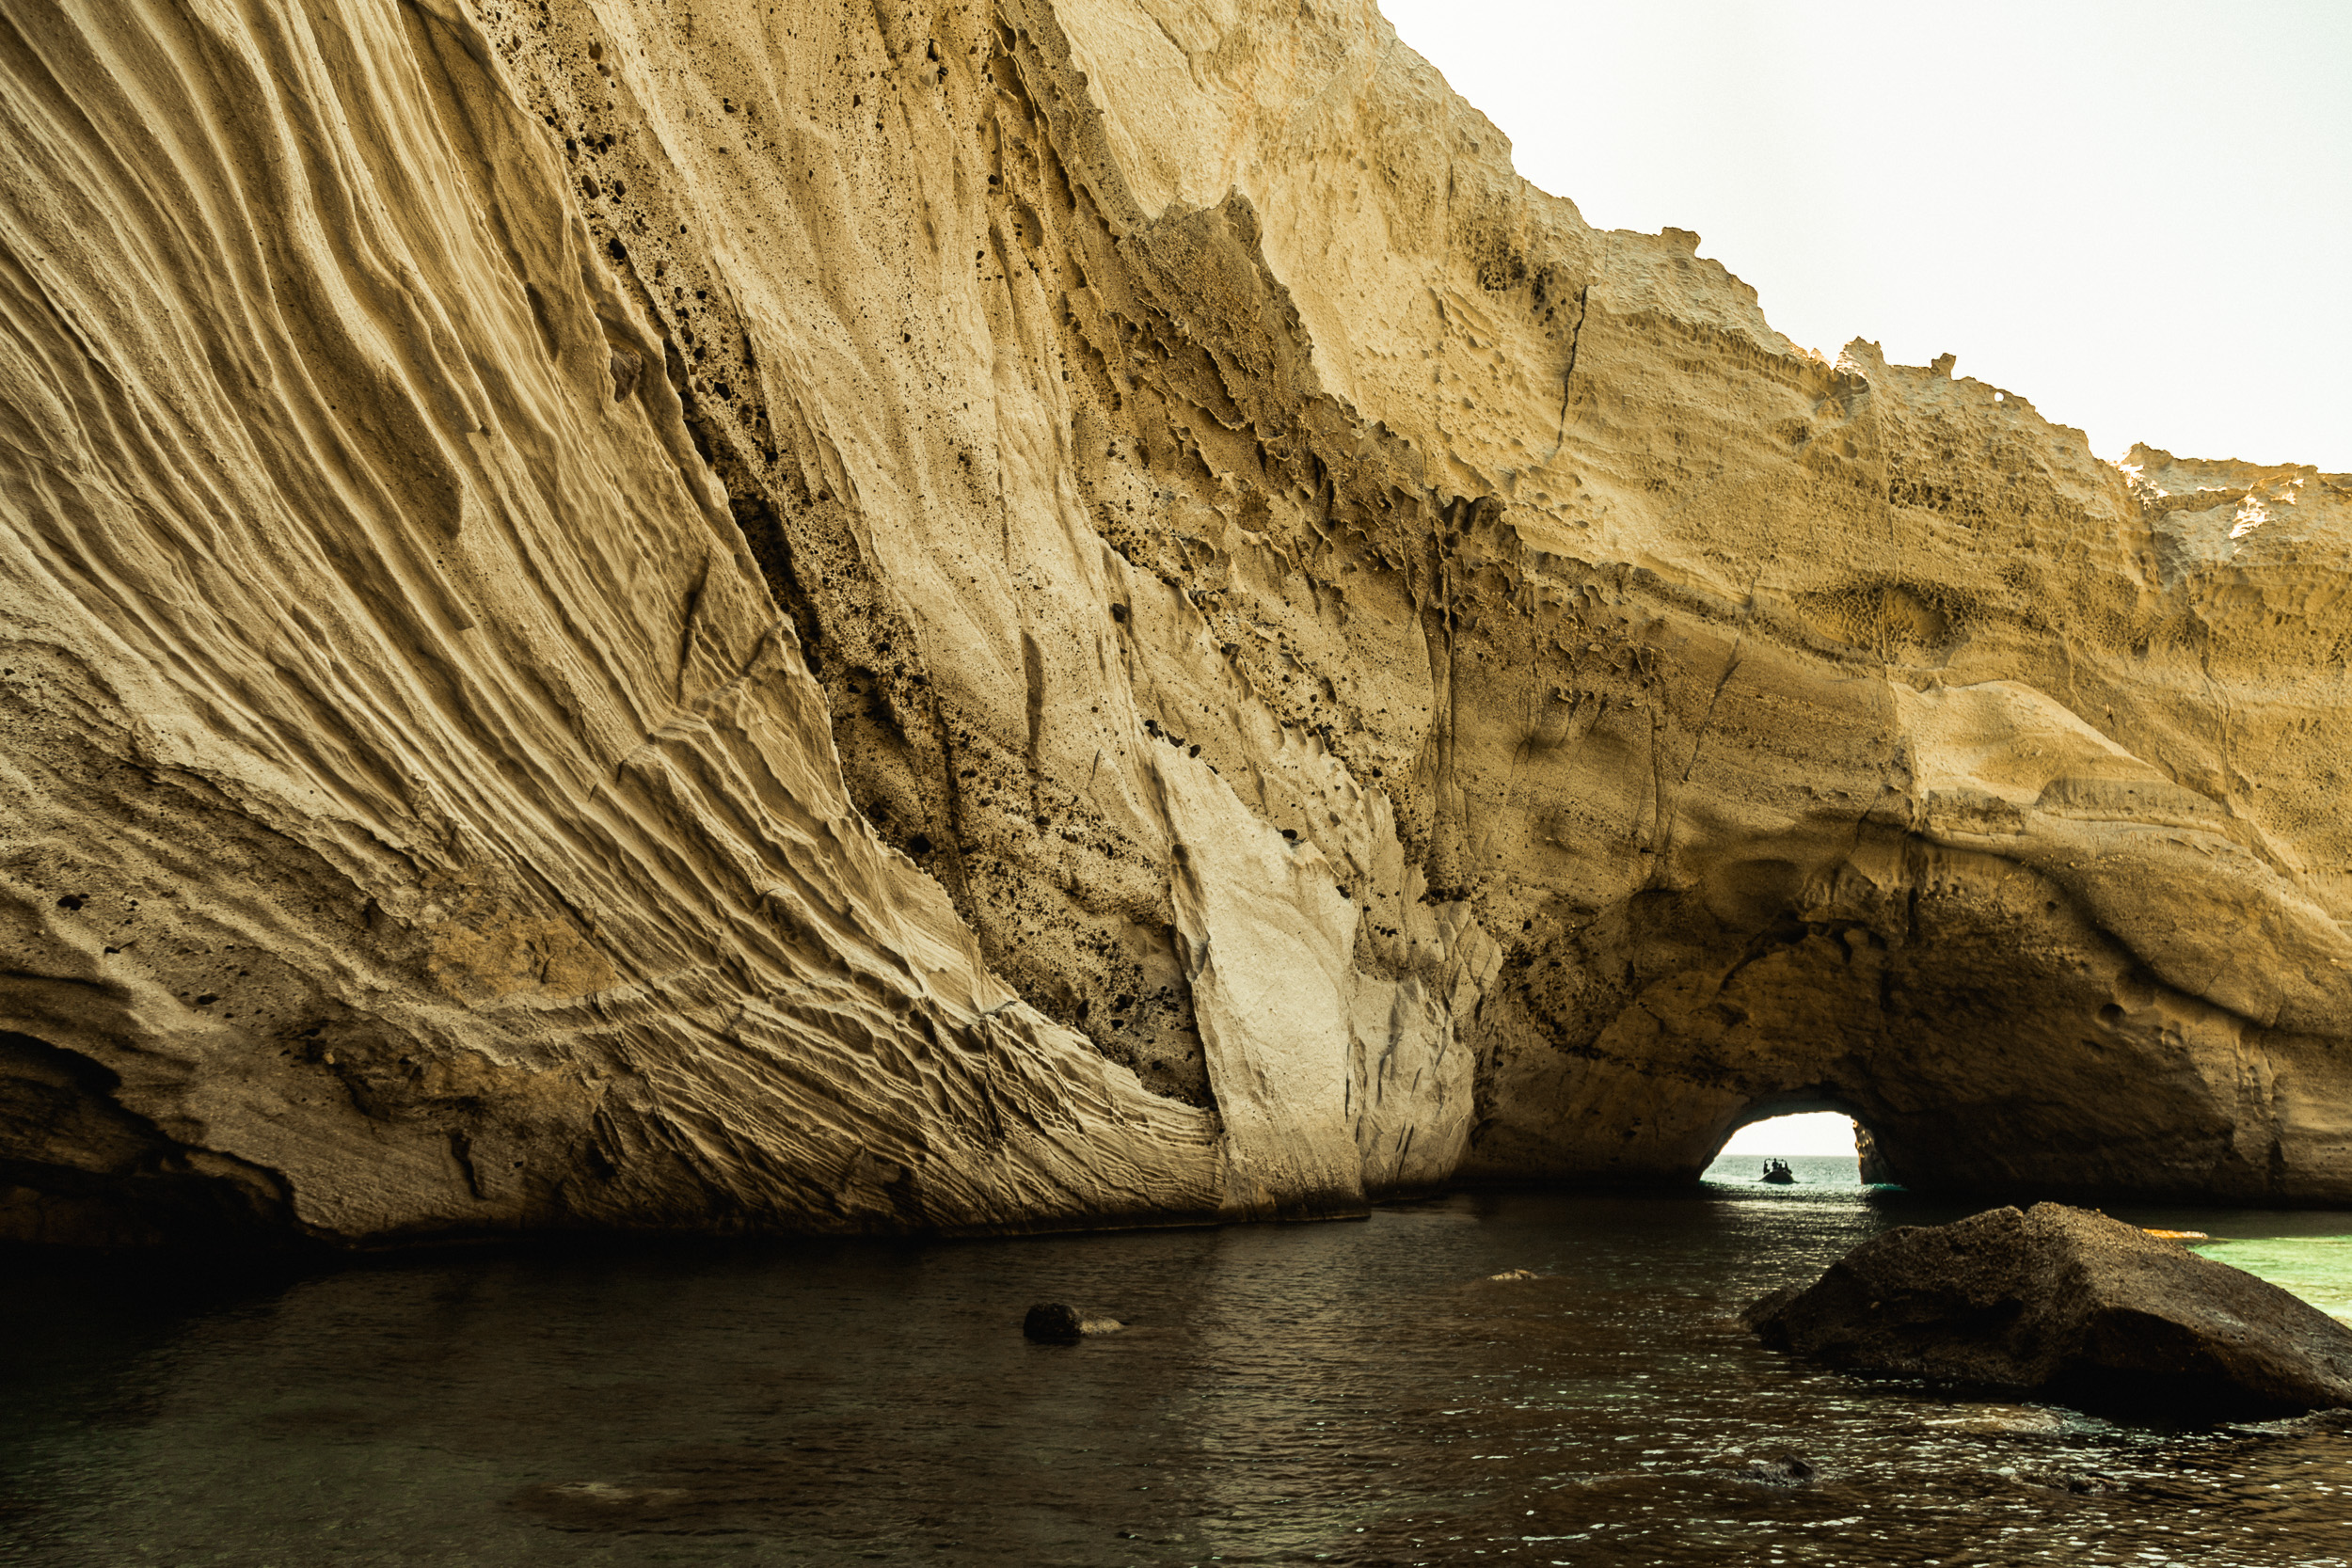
(1, 0, 2345, 1244)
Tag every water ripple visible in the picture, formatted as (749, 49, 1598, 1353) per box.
(5, 1188, 2352, 1564)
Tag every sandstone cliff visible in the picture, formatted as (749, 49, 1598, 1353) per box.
(1, 0, 2344, 1245)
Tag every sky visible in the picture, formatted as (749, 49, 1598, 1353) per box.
(1380, 0, 2352, 472)
(1720, 1112, 1860, 1158)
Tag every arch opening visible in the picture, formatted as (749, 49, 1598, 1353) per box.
(1699, 1106, 1886, 1189)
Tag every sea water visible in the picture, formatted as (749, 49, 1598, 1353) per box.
(7, 1183, 2352, 1566)
(1700, 1151, 1865, 1189)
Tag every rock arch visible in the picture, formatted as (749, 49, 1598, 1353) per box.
(1466, 816, 2329, 1203)
(0, 0, 2343, 1247)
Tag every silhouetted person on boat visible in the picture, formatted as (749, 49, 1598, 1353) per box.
(1760, 1159, 1798, 1184)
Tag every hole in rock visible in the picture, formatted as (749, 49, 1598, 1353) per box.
(1702, 1111, 1871, 1187)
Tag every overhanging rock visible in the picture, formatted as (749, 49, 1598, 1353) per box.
(0, 0, 2345, 1244)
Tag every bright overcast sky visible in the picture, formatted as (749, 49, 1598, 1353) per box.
(1720, 1113, 1859, 1158)
(1380, 1, 2352, 472)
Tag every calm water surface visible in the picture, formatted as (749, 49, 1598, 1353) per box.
(7, 1170, 2352, 1566)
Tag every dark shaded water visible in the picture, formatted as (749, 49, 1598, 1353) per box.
(7, 1184, 2352, 1566)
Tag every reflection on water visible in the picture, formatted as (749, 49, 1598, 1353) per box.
(5, 1186, 2352, 1565)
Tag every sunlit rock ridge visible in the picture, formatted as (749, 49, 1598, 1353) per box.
(2, 0, 2346, 1246)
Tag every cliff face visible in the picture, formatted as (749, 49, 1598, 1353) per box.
(1, 0, 2345, 1246)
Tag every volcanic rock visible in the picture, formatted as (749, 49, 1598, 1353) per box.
(1744, 1204, 2352, 1414)
(0, 0, 2347, 1246)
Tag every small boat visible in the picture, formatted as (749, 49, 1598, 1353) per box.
(1760, 1159, 1798, 1184)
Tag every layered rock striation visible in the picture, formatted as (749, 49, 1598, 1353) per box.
(0, 0, 2345, 1245)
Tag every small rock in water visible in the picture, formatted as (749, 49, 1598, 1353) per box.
(1736, 1452, 1817, 1486)
(1022, 1303, 1123, 1342)
(1487, 1268, 1539, 1282)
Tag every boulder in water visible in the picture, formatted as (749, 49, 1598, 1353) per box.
(1743, 1203, 2352, 1415)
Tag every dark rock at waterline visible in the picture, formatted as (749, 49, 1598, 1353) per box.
(1744, 1202, 2352, 1415)
(1736, 1453, 1817, 1486)
(1022, 1303, 1123, 1342)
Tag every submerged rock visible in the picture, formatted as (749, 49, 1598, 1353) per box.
(2015, 1468, 2122, 1497)
(1735, 1453, 1818, 1486)
(1744, 1203, 2352, 1415)
(509, 1481, 691, 1529)
(1022, 1303, 1124, 1342)
(1920, 1402, 2069, 1434)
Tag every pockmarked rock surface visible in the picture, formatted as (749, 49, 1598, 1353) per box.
(0, 0, 2345, 1245)
(1743, 1204, 2352, 1414)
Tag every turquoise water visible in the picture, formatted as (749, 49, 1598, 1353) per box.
(2190, 1236, 2352, 1322)
(7, 1188, 2352, 1565)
